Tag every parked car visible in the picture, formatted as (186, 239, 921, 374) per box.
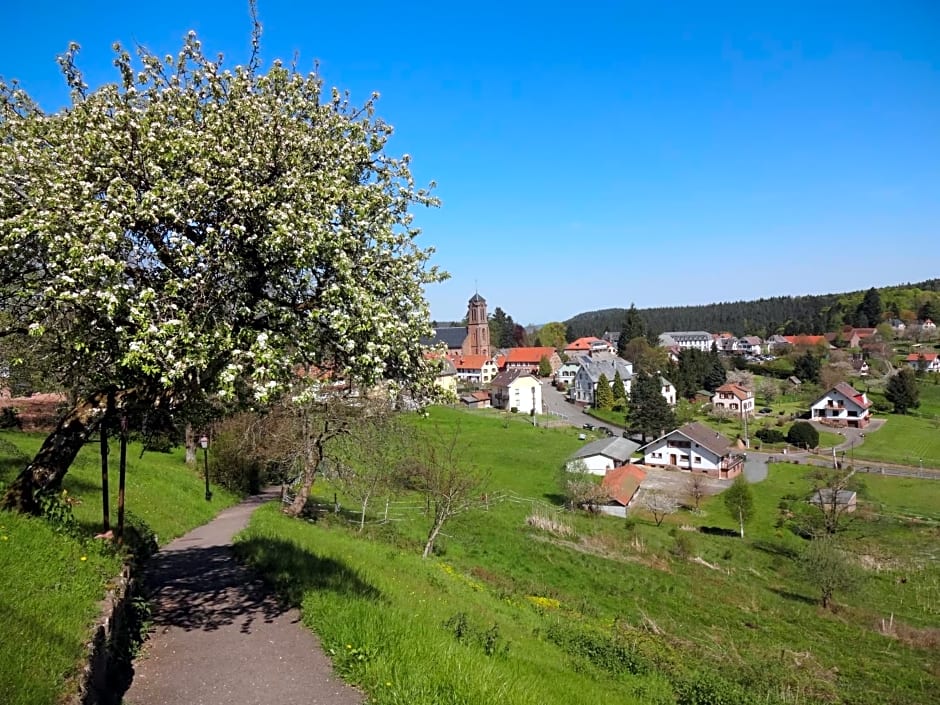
(759, 407, 772, 414)
(582, 423, 595, 430)
(597, 426, 612, 436)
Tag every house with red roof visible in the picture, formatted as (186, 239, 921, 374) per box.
(638, 422, 745, 479)
(499, 347, 561, 375)
(600, 465, 647, 517)
(711, 382, 755, 418)
(782, 335, 830, 349)
(809, 382, 871, 428)
(906, 352, 940, 373)
(451, 354, 500, 384)
(564, 337, 613, 355)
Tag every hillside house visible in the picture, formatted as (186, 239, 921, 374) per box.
(638, 422, 745, 479)
(906, 352, 940, 373)
(711, 383, 755, 418)
(599, 465, 647, 517)
(658, 331, 713, 351)
(490, 369, 542, 414)
(809, 382, 871, 428)
(566, 437, 641, 475)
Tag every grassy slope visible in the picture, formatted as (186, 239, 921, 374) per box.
(0, 432, 241, 705)
(851, 415, 940, 467)
(236, 407, 939, 705)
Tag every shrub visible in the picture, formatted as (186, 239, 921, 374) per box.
(787, 421, 819, 449)
(755, 428, 785, 443)
(0, 407, 22, 429)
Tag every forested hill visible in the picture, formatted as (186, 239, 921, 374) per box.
(564, 279, 940, 340)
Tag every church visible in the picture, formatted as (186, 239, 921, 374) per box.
(424, 293, 493, 356)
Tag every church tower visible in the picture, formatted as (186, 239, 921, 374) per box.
(464, 292, 491, 356)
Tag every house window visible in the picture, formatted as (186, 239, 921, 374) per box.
(694, 456, 702, 464)
(652, 452, 662, 459)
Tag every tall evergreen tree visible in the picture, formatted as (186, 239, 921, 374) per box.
(595, 373, 614, 410)
(794, 351, 821, 384)
(612, 370, 627, 405)
(488, 307, 511, 348)
(704, 343, 726, 392)
(885, 368, 920, 414)
(628, 372, 676, 442)
(855, 287, 883, 327)
(918, 299, 938, 322)
(618, 304, 646, 357)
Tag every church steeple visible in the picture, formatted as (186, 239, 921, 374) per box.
(465, 292, 490, 355)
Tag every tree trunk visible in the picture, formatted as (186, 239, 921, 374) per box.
(184, 423, 197, 466)
(284, 425, 324, 518)
(739, 508, 745, 538)
(2, 391, 116, 514)
(423, 516, 445, 558)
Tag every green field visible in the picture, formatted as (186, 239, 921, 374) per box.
(0, 432, 240, 705)
(235, 407, 939, 705)
(851, 414, 940, 468)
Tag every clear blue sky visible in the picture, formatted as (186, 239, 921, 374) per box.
(4, 1, 939, 325)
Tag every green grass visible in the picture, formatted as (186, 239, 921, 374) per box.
(0, 432, 241, 705)
(851, 415, 940, 468)
(235, 407, 939, 705)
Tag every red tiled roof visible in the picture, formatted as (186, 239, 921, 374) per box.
(453, 354, 493, 370)
(564, 337, 602, 351)
(906, 353, 939, 362)
(782, 335, 828, 346)
(832, 382, 871, 409)
(602, 464, 647, 506)
(714, 383, 753, 400)
(503, 347, 557, 364)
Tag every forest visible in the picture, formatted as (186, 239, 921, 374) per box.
(564, 279, 940, 340)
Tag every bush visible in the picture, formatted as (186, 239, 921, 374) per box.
(755, 428, 785, 444)
(0, 407, 22, 429)
(787, 421, 819, 449)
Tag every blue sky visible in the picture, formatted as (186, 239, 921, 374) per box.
(4, 1, 939, 325)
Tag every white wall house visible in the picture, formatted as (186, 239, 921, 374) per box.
(711, 383, 755, 417)
(570, 357, 634, 405)
(658, 331, 713, 351)
(452, 355, 499, 385)
(556, 357, 585, 387)
(566, 437, 640, 475)
(490, 369, 543, 415)
(906, 352, 940, 373)
(737, 337, 763, 356)
(809, 382, 871, 428)
(659, 377, 677, 406)
(639, 422, 744, 479)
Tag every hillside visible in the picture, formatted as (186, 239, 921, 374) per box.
(564, 279, 940, 340)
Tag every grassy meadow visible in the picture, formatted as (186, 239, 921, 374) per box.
(0, 432, 241, 705)
(235, 406, 940, 705)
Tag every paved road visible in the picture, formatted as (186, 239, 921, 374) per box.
(541, 380, 623, 431)
(126, 489, 363, 705)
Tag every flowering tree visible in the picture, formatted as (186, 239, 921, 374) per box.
(0, 30, 445, 512)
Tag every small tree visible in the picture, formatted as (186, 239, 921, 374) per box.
(799, 537, 861, 609)
(723, 475, 753, 538)
(787, 421, 819, 450)
(612, 371, 627, 406)
(885, 368, 920, 414)
(757, 378, 778, 404)
(595, 373, 614, 411)
(807, 468, 859, 536)
(687, 474, 706, 511)
(538, 355, 553, 378)
(643, 490, 679, 527)
(400, 422, 489, 558)
(793, 352, 821, 384)
(561, 460, 609, 513)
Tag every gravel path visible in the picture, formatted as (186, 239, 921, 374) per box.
(125, 489, 363, 705)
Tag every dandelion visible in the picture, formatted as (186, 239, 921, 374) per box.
(386, 682, 392, 687)
(80, 556, 87, 561)
(1, 536, 7, 541)
(346, 644, 351, 649)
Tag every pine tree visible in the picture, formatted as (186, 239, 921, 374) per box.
(856, 287, 883, 327)
(628, 372, 676, 442)
(885, 368, 920, 414)
(794, 351, 821, 384)
(704, 343, 726, 392)
(617, 304, 646, 358)
(612, 371, 627, 405)
(595, 373, 614, 410)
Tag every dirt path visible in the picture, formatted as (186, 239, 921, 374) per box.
(125, 489, 363, 705)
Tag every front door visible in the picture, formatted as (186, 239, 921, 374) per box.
(669, 453, 677, 466)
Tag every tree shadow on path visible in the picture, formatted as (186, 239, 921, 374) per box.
(233, 535, 383, 607)
(143, 544, 290, 634)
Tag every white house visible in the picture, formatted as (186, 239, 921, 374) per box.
(737, 336, 763, 356)
(659, 377, 677, 406)
(906, 352, 940, 373)
(452, 354, 500, 385)
(556, 357, 586, 387)
(809, 382, 871, 428)
(638, 422, 744, 479)
(570, 357, 634, 406)
(658, 331, 713, 351)
(490, 369, 542, 414)
(711, 383, 755, 418)
(566, 437, 641, 475)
